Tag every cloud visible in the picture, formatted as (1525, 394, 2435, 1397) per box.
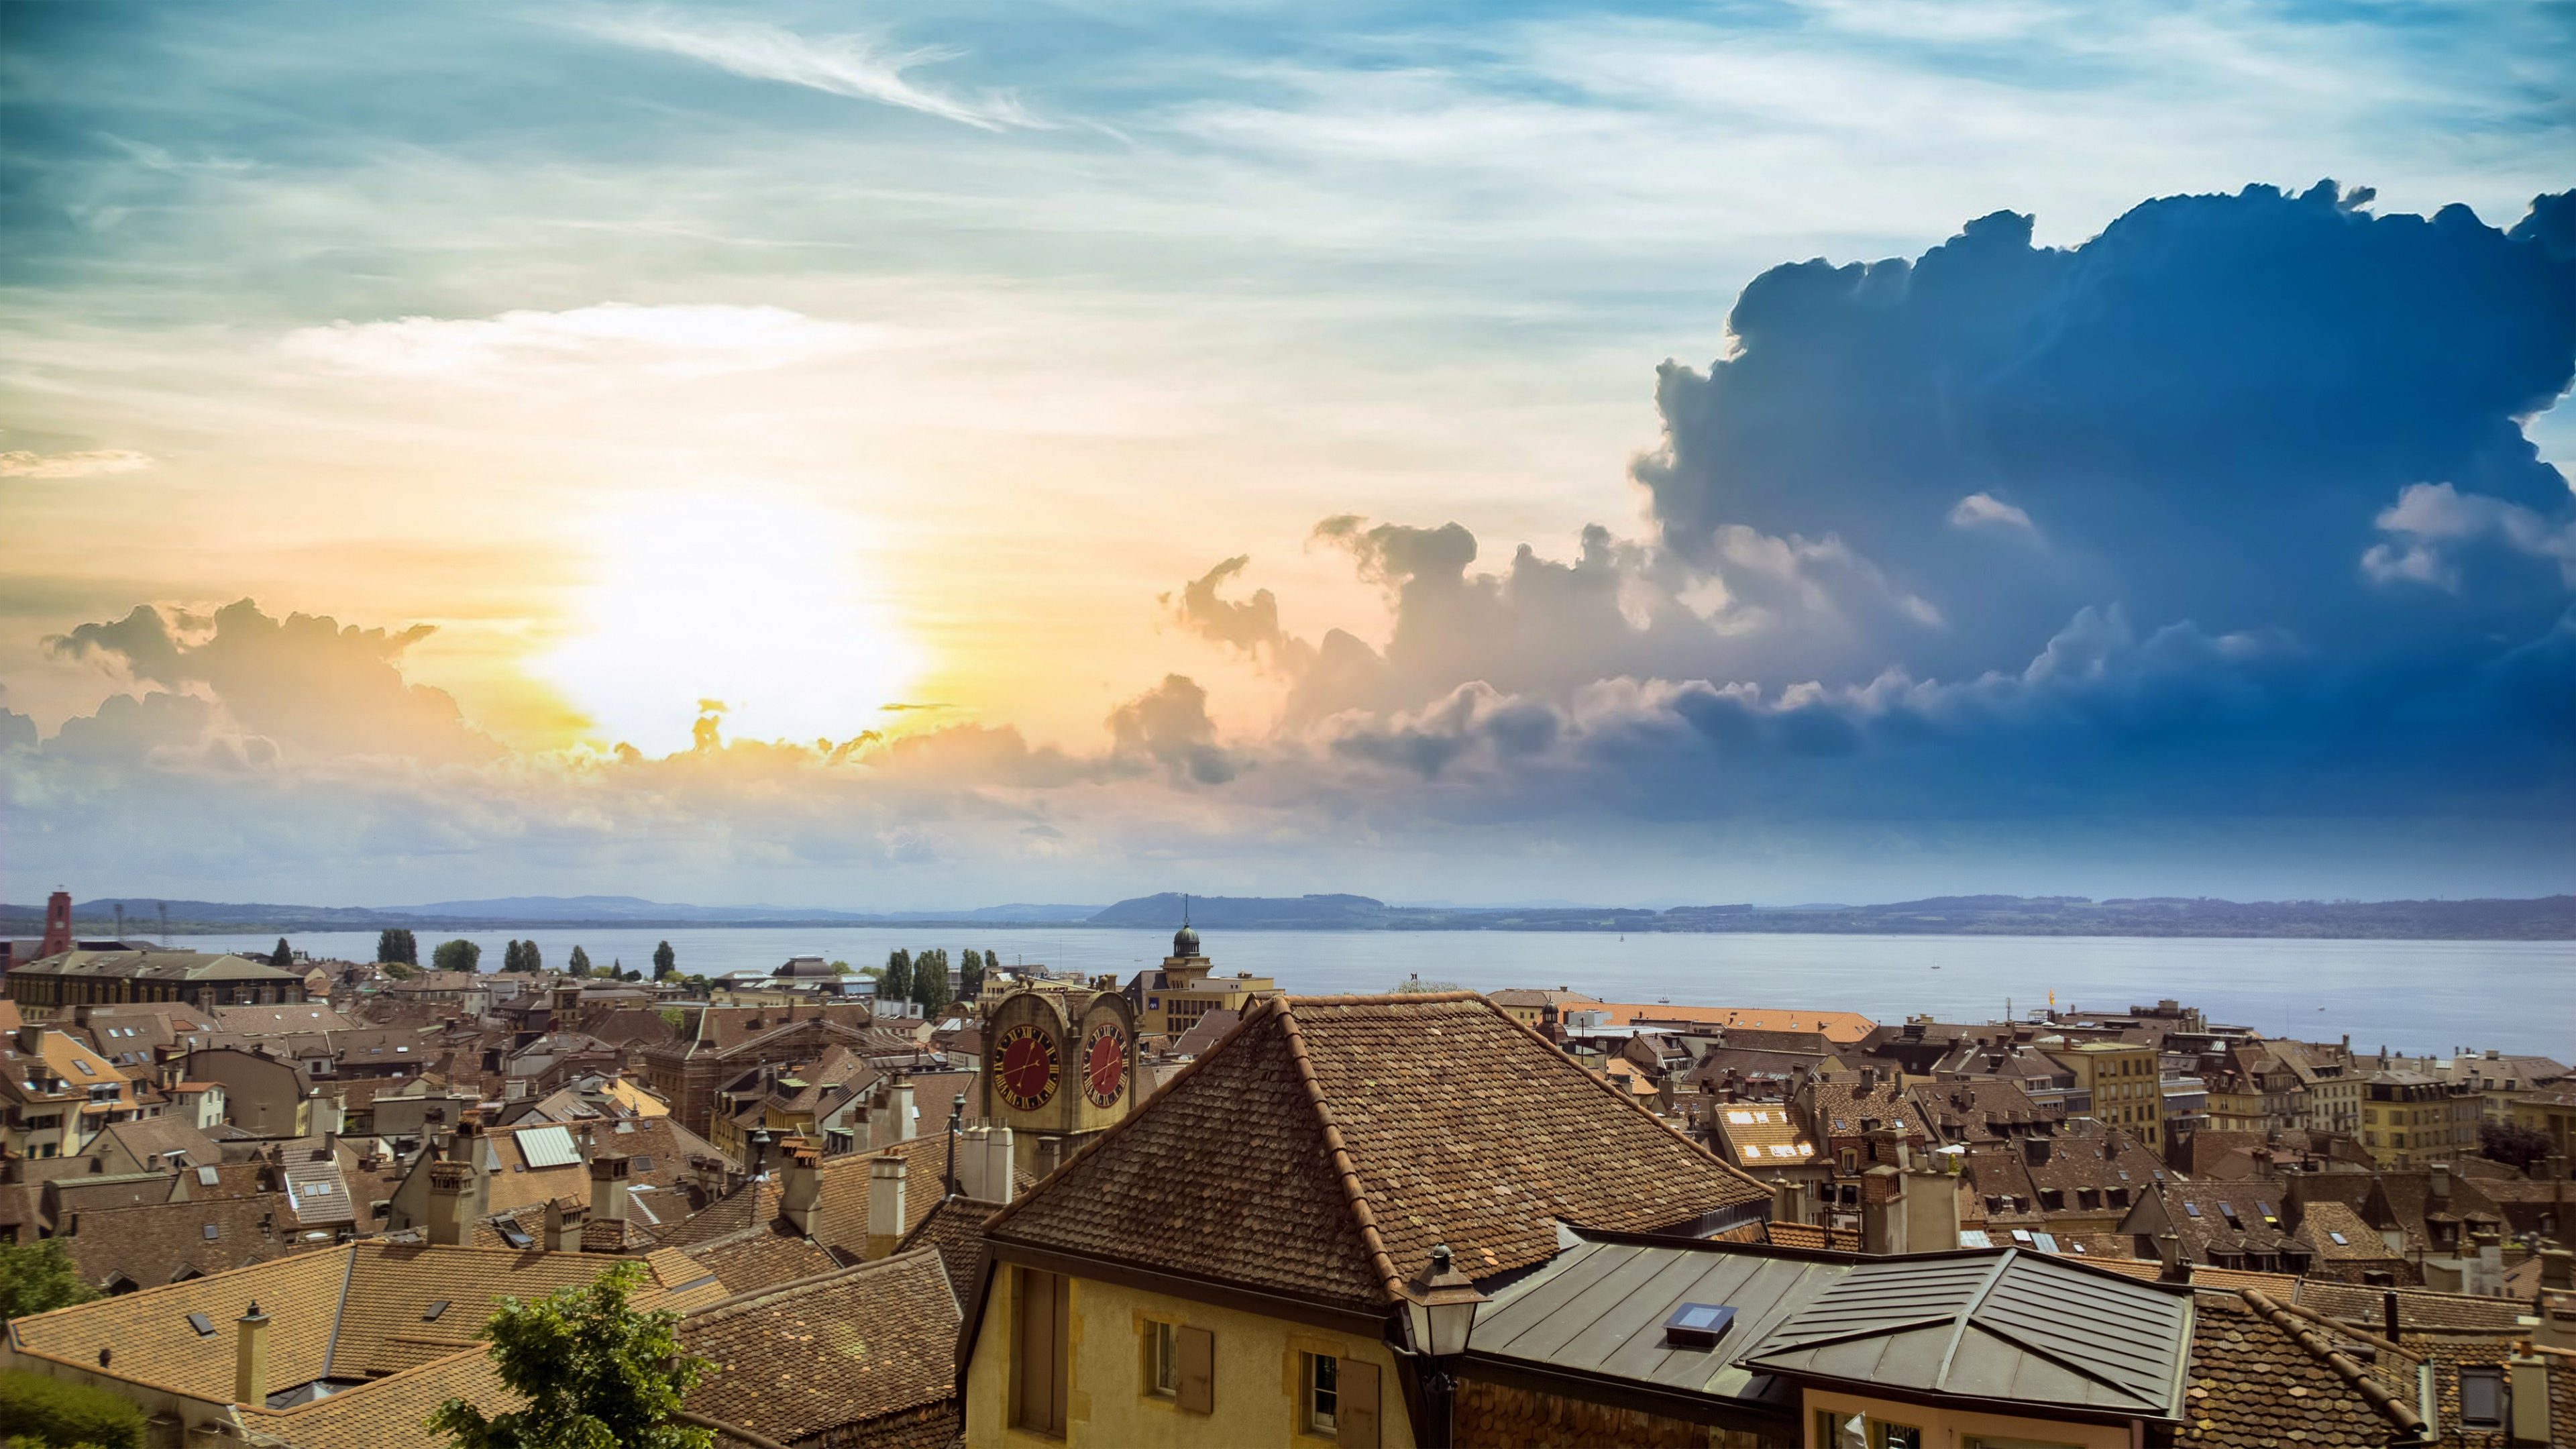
(2365, 481, 2576, 592)
(278, 303, 881, 382)
(45, 600, 496, 763)
(1633, 183, 2576, 681)
(0, 449, 152, 478)
(1948, 492, 2035, 533)
(1108, 674, 1239, 785)
(578, 12, 1037, 131)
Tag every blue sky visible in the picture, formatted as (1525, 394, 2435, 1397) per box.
(1, 1, 2571, 907)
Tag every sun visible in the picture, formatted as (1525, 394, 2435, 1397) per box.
(544, 490, 922, 755)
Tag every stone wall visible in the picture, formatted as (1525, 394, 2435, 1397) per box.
(1453, 1377, 1780, 1449)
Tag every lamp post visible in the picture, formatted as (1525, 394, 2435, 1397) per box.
(1402, 1244, 1487, 1449)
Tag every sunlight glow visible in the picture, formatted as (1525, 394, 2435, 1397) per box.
(545, 491, 922, 755)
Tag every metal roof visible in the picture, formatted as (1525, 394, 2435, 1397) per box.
(517, 1124, 582, 1170)
(1466, 1236, 1851, 1407)
(1739, 1248, 2192, 1421)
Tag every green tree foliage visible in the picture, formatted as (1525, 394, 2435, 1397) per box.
(269, 937, 294, 967)
(568, 946, 592, 979)
(651, 941, 677, 980)
(828, 959, 852, 976)
(432, 938, 482, 973)
(0, 1240, 99, 1324)
(881, 949, 913, 1005)
(2480, 1118, 2555, 1171)
(913, 949, 951, 1017)
(0, 1366, 143, 1449)
(959, 948, 987, 1002)
(376, 928, 419, 965)
(521, 940, 542, 974)
(429, 1260, 711, 1449)
(383, 960, 422, 981)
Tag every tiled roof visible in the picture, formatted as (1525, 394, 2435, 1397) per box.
(989, 994, 1768, 1308)
(9, 1244, 350, 1393)
(1760, 1220, 1861, 1252)
(682, 1250, 959, 1444)
(2291, 1201, 2395, 1263)
(58, 1194, 323, 1291)
(682, 1223, 845, 1295)
(212, 1004, 357, 1036)
(2177, 1289, 2419, 1447)
(237, 1348, 513, 1449)
(1706, 1102, 1816, 1170)
(1601, 1004, 1876, 1042)
(898, 1193, 1004, 1309)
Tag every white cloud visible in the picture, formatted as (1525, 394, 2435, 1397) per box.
(0, 448, 153, 479)
(578, 12, 1038, 131)
(278, 303, 883, 382)
(2365, 482, 2576, 590)
(1948, 492, 2035, 533)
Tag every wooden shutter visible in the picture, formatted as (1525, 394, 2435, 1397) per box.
(1013, 1268, 1069, 1435)
(1175, 1325, 1214, 1412)
(1336, 1359, 1380, 1449)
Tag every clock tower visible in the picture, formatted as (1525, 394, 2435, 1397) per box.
(977, 975, 1140, 1178)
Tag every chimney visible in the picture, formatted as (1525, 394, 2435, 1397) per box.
(2153, 1230, 2189, 1282)
(957, 1124, 1017, 1205)
(40, 891, 71, 959)
(1903, 1163, 1961, 1255)
(891, 1076, 917, 1143)
(2508, 1352, 2552, 1445)
(15, 1024, 46, 1057)
(234, 1301, 269, 1405)
(543, 1196, 587, 1253)
(866, 1154, 908, 1259)
(590, 1152, 630, 1225)
(425, 1161, 472, 1246)
(1771, 1175, 1799, 1226)
(780, 1144, 822, 1236)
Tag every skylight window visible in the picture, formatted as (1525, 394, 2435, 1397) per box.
(73, 1061, 93, 1075)
(1662, 1303, 1736, 1348)
(187, 1312, 215, 1338)
(423, 1299, 451, 1322)
(2184, 1202, 2202, 1218)
(2328, 1231, 2349, 1246)
(202, 1224, 220, 1240)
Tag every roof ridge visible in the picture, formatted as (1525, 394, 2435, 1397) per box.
(1933, 1250, 2019, 1394)
(2239, 1287, 2424, 1434)
(1480, 989, 1771, 1193)
(1286, 991, 1483, 1006)
(682, 1246, 936, 1321)
(1273, 998, 1407, 1306)
(981, 996, 1282, 1239)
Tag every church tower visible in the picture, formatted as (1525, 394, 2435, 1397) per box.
(977, 975, 1140, 1179)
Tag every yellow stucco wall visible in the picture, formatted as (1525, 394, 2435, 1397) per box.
(1805, 1387, 2131, 1449)
(965, 1265, 1418, 1449)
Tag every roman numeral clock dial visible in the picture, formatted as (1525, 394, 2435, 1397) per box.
(993, 1022, 1061, 1112)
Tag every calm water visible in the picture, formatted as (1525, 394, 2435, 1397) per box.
(177, 927, 2573, 1060)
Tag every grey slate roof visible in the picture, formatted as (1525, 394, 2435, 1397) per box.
(1467, 1236, 1851, 1407)
(1741, 1248, 2192, 1421)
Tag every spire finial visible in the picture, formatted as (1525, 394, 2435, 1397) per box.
(1183, 892, 1191, 927)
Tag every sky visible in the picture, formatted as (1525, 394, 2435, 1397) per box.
(1, 0, 2571, 910)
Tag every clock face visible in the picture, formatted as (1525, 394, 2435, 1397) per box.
(1082, 1022, 1130, 1108)
(993, 1023, 1061, 1112)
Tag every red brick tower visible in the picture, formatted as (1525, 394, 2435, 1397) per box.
(38, 890, 72, 958)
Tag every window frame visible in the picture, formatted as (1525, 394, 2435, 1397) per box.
(2458, 1365, 2506, 1429)
(1144, 1318, 1179, 1399)
(1301, 1350, 1339, 1438)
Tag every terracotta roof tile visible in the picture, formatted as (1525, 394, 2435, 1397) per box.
(990, 994, 1768, 1307)
(684, 1224, 845, 1295)
(239, 1348, 512, 1449)
(682, 1249, 959, 1444)
(898, 1193, 1005, 1308)
(2178, 1290, 2418, 1448)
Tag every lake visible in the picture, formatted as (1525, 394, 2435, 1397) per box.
(174, 926, 2575, 1059)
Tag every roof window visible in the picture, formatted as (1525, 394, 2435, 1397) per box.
(2328, 1231, 2349, 1246)
(187, 1312, 216, 1338)
(423, 1299, 451, 1322)
(1662, 1303, 1736, 1349)
(2184, 1202, 2202, 1218)
(2216, 1203, 2242, 1228)
(201, 1224, 219, 1240)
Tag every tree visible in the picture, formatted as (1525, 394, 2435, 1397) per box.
(828, 959, 853, 976)
(881, 949, 913, 1006)
(521, 939, 543, 974)
(0, 1366, 142, 1449)
(377, 928, 419, 965)
(0, 1240, 99, 1324)
(432, 938, 482, 973)
(429, 1259, 712, 1449)
(914, 950, 951, 1018)
(959, 947, 987, 1003)
(2480, 1118, 2555, 1171)
(651, 941, 677, 980)
(384, 959, 421, 981)
(568, 945, 592, 978)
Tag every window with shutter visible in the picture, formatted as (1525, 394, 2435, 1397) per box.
(1011, 1267, 1069, 1436)
(1176, 1325, 1214, 1413)
(1334, 1359, 1380, 1448)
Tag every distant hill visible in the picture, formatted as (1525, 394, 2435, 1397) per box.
(6, 892, 2568, 940)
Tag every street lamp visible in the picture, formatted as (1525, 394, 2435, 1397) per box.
(1403, 1244, 1487, 1448)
